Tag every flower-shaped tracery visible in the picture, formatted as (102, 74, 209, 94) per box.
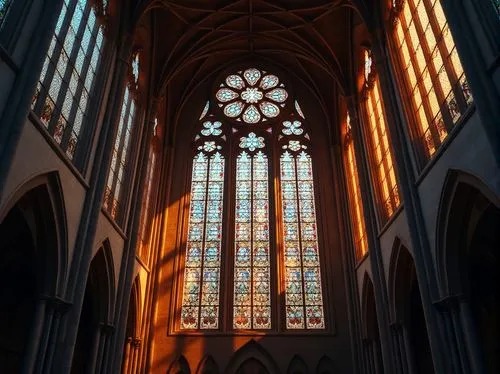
(239, 132, 265, 151)
(216, 68, 289, 124)
(282, 120, 304, 136)
(198, 141, 221, 152)
(201, 121, 222, 136)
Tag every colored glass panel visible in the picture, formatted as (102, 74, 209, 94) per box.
(234, 151, 271, 329)
(103, 86, 136, 220)
(365, 62, 401, 222)
(0, 0, 12, 27)
(32, 0, 105, 162)
(216, 68, 289, 123)
(394, 0, 472, 160)
(344, 115, 368, 261)
(181, 152, 225, 329)
(281, 151, 325, 329)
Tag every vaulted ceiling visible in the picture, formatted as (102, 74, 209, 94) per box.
(129, 0, 377, 142)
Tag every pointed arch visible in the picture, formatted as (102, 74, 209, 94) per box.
(435, 169, 500, 296)
(197, 355, 219, 374)
(316, 355, 334, 374)
(168, 355, 191, 374)
(360, 272, 378, 340)
(224, 340, 279, 374)
(0, 171, 68, 371)
(0, 171, 68, 295)
(387, 238, 415, 322)
(287, 354, 308, 374)
(88, 240, 116, 324)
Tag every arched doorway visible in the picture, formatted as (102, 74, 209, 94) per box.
(122, 276, 140, 374)
(0, 181, 62, 373)
(439, 174, 500, 374)
(390, 242, 434, 374)
(71, 243, 115, 374)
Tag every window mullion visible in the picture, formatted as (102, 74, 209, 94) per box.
(198, 153, 211, 329)
(293, 156, 307, 329)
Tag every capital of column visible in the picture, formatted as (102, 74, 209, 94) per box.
(42, 295, 72, 316)
(433, 293, 467, 313)
(99, 323, 115, 335)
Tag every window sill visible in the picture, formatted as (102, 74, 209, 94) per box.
(29, 111, 89, 189)
(101, 207, 127, 240)
(416, 104, 476, 186)
(377, 204, 404, 238)
(169, 330, 336, 337)
(355, 251, 370, 270)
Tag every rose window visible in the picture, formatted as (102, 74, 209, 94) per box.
(216, 68, 289, 124)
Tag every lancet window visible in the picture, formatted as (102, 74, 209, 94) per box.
(343, 114, 368, 261)
(0, 0, 12, 28)
(103, 52, 140, 221)
(31, 0, 107, 165)
(179, 68, 326, 332)
(362, 50, 401, 224)
(390, 0, 473, 163)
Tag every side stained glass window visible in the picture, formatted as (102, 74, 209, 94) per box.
(103, 86, 137, 221)
(343, 114, 368, 261)
(138, 140, 158, 265)
(281, 151, 324, 329)
(233, 146, 271, 330)
(0, 0, 12, 28)
(363, 50, 401, 224)
(392, 0, 473, 163)
(181, 151, 225, 329)
(32, 0, 106, 164)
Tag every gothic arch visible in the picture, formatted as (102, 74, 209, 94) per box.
(436, 169, 500, 373)
(316, 355, 334, 374)
(168, 355, 191, 374)
(0, 172, 68, 371)
(197, 355, 219, 374)
(0, 171, 68, 295)
(88, 240, 116, 324)
(435, 169, 500, 296)
(287, 354, 308, 374)
(224, 340, 279, 374)
(388, 238, 415, 322)
(360, 272, 378, 339)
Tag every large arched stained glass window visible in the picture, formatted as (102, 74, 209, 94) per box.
(233, 134, 271, 330)
(179, 68, 326, 332)
(180, 117, 226, 330)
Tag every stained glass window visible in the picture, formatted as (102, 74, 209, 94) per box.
(363, 50, 401, 223)
(233, 148, 271, 330)
(216, 68, 289, 124)
(103, 86, 136, 220)
(31, 0, 106, 164)
(0, 0, 12, 28)
(181, 151, 225, 329)
(138, 139, 158, 264)
(493, 0, 500, 16)
(392, 0, 473, 162)
(344, 114, 368, 261)
(281, 151, 324, 329)
(180, 68, 327, 333)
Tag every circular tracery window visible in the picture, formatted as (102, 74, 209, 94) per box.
(216, 68, 289, 124)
